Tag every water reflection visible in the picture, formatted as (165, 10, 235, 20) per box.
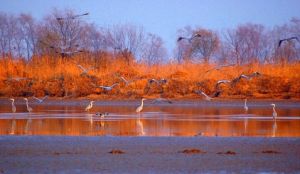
(0, 101, 299, 137)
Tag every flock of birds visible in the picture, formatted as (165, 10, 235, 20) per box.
(7, 17, 294, 122)
(8, 96, 278, 121)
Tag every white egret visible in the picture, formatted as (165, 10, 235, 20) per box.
(244, 99, 248, 112)
(23, 98, 33, 112)
(85, 101, 95, 112)
(136, 98, 146, 113)
(271, 103, 277, 120)
(10, 98, 16, 113)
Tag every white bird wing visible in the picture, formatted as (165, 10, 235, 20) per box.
(32, 96, 42, 102)
(77, 65, 86, 72)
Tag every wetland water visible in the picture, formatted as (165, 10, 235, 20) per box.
(0, 99, 299, 137)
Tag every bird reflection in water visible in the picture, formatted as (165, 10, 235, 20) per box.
(272, 120, 277, 137)
(136, 118, 145, 136)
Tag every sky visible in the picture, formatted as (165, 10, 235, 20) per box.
(1, 0, 300, 55)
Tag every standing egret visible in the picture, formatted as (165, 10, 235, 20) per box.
(23, 98, 33, 112)
(270, 104, 277, 120)
(244, 99, 248, 112)
(85, 101, 95, 112)
(136, 98, 146, 113)
(10, 98, 16, 113)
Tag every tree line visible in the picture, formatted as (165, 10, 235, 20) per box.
(0, 9, 299, 65)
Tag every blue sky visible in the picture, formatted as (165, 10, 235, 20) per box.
(1, 0, 300, 54)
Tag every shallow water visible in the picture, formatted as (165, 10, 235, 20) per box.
(0, 99, 300, 137)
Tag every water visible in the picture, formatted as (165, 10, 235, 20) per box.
(0, 99, 299, 137)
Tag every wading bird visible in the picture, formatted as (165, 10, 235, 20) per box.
(33, 95, 48, 103)
(270, 103, 277, 120)
(278, 36, 299, 47)
(10, 98, 16, 113)
(92, 83, 119, 91)
(23, 98, 33, 112)
(244, 99, 248, 112)
(56, 12, 89, 21)
(177, 33, 201, 42)
(95, 112, 109, 118)
(85, 101, 95, 112)
(136, 98, 147, 113)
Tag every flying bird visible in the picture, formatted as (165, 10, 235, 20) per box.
(194, 90, 213, 101)
(56, 12, 89, 21)
(204, 64, 235, 74)
(152, 97, 172, 104)
(92, 83, 119, 91)
(33, 95, 48, 103)
(76, 64, 94, 76)
(215, 80, 231, 90)
(148, 78, 167, 85)
(278, 36, 299, 47)
(177, 33, 202, 42)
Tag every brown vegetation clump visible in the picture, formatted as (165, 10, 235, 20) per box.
(179, 148, 206, 154)
(217, 151, 237, 155)
(109, 149, 125, 154)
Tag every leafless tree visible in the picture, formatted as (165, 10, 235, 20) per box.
(141, 33, 167, 65)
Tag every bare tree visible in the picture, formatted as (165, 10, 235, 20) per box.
(224, 23, 268, 65)
(141, 33, 167, 66)
(175, 26, 219, 63)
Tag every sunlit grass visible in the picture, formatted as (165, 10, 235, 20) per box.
(1, 56, 300, 99)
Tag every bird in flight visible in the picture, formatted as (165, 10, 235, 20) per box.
(76, 64, 94, 76)
(177, 33, 201, 42)
(194, 90, 213, 101)
(56, 12, 89, 21)
(33, 95, 48, 103)
(92, 83, 119, 91)
(278, 36, 299, 47)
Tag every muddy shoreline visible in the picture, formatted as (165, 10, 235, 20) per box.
(0, 136, 299, 173)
